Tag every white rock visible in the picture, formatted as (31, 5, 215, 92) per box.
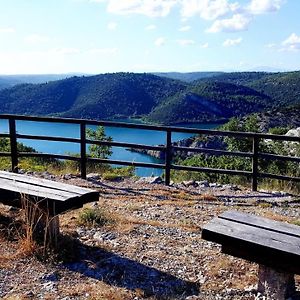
(137, 176, 163, 184)
(285, 127, 300, 137)
(86, 173, 100, 180)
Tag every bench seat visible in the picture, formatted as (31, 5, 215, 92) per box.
(202, 210, 300, 275)
(0, 171, 99, 215)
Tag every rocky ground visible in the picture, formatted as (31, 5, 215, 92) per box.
(0, 173, 300, 300)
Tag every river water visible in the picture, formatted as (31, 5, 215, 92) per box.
(0, 119, 220, 176)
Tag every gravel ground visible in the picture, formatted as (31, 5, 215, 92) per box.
(0, 174, 300, 299)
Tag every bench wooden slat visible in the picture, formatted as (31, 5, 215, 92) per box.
(203, 217, 300, 256)
(0, 171, 92, 195)
(0, 178, 75, 201)
(202, 210, 300, 274)
(220, 210, 300, 238)
(0, 171, 99, 214)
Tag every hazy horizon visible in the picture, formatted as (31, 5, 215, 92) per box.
(1, 67, 298, 77)
(1, 0, 300, 74)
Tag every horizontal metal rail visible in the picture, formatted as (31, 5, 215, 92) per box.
(17, 134, 81, 144)
(171, 164, 252, 177)
(85, 139, 166, 151)
(259, 172, 300, 183)
(88, 157, 164, 169)
(1, 113, 299, 141)
(19, 152, 81, 161)
(0, 152, 10, 157)
(259, 153, 300, 163)
(173, 146, 253, 158)
(0, 114, 299, 191)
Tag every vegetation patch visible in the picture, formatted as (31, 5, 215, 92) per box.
(78, 207, 114, 228)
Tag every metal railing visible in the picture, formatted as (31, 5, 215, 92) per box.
(0, 114, 299, 191)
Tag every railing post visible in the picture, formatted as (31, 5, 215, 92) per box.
(8, 118, 18, 173)
(252, 136, 259, 191)
(165, 129, 172, 185)
(80, 122, 87, 179)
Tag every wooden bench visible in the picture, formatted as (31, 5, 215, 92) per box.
(202, 210, 300, 300)
(0, 170, 99, 243)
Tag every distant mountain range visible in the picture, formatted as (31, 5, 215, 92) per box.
(0, 71, 299, 125)
(0, 73, 86, 90)
(152, 72, 224, 82)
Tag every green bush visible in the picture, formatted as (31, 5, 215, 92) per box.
(78, 208, 113, 227)
(102, 166, 135, 181)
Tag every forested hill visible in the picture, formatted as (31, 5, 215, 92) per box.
(0, 71, 299, 124)
(200, 71, 300, 108)
(145, 81, 270, 124)
(152, 72, 224, 82)
(0, 73, 186, 119)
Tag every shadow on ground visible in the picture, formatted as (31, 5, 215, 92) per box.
(63, 238, 199, 299)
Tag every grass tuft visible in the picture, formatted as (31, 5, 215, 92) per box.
(78, 207, 114, 228)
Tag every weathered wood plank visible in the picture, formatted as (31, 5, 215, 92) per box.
(0, 171, 95, 195)
(0, 185, 98, 214)
(0, 171, 99, 214)
(0, 178, 75, 200)
(202, 211, 300, 274)
(220, 210, 300, 238)
(203, 217, 300, 256)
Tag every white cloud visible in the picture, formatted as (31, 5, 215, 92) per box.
(223, 37, 242, 47)
(106, 0, 177, 17)
(247, 0, 284, 15)
(265, 43, 276, 48)
(84, 0, 285, 34)
(24, 34, 50, 43)
(200, 42, 209, 48)
(281, 33, 300, 51)
(89, 0, 239, 20)
(0, 27, 15, 33)
(52, 48, 81, 55)
(177, 39, 195, 46)
(145, 24, 156, 30)
(180, 0, 239, 20)
(107, 21, 117, 30)
(179, 25, 191, 32)
(87, 47, 118, 54)
(154, 37, 166, 47)
(207, 13, 250, 33)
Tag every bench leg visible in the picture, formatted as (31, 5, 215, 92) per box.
(23, 201, 60, 248)
(46, 215, 60, 247)
(257, 265, 295, 299)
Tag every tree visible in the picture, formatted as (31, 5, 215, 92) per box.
(222, 114, 260, 152)
(86, 126, 112, 159)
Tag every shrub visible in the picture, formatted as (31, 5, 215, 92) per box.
(78, 208, 113, 227)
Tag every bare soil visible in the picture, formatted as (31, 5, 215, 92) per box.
(1, 176, 300, 299)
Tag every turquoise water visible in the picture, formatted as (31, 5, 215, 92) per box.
(0, 119, 219, 176)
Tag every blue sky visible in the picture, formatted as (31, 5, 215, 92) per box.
(0, 0, 300, 74)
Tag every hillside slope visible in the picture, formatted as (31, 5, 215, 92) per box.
(0, 71, 299, 124)
(146, 81, 271, 124)
(153, 71, 224, 82)
(205, 71, 300, 108)
(0, 73, 186, 119)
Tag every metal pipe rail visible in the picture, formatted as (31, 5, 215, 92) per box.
(0, 114, 299, 191)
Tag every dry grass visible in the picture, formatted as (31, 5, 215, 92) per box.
(202, 253, 258, 292)
(260, 211, 296, 223)
(19, 196, 60, 257)
(1, 179, 299, 299)
(58, 282, 145, 300)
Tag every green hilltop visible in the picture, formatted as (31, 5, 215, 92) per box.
(0, 71, 299, 125)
